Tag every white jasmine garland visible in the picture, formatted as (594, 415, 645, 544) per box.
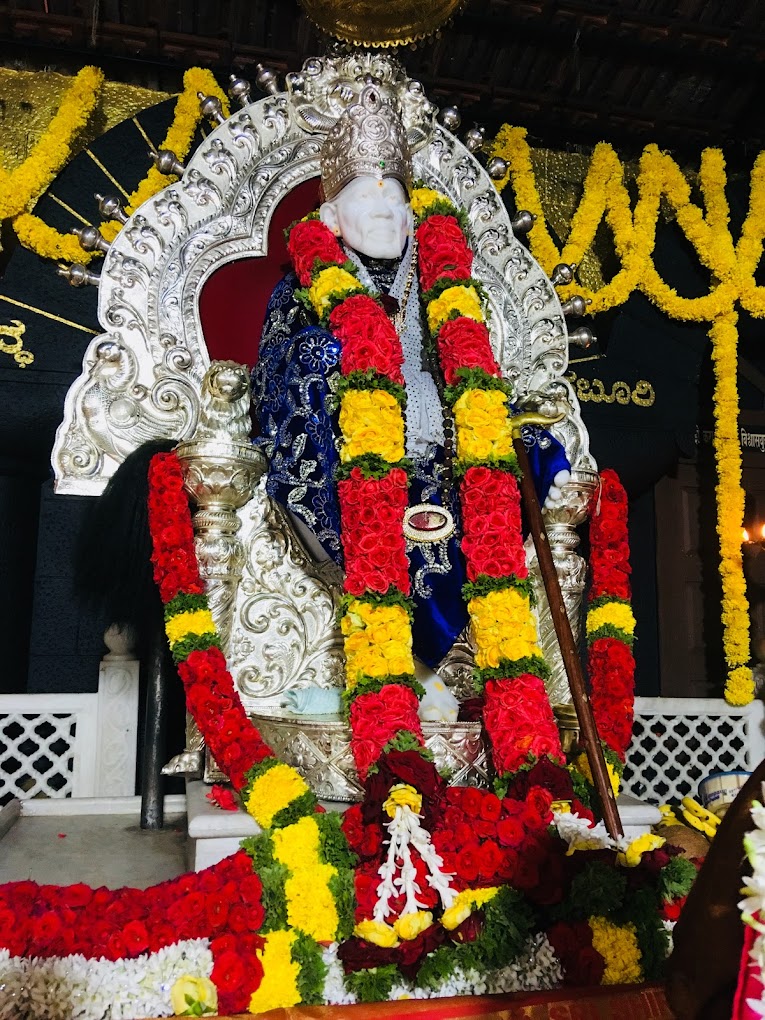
(374, 802, 456, 923)
(0, 940, 212, 1020)
(552, 809, 620, 854)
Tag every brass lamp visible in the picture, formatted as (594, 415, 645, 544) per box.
(299, 0, 466, 47)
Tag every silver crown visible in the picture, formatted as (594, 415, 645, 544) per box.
(320, 84, 412, 202)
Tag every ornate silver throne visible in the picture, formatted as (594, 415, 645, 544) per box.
(52, 52, 598, 801)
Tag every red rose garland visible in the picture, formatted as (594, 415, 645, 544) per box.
(287, 193, 566, 790)
(587, 469, 636, 761)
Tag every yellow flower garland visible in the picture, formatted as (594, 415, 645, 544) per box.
(308, 266, 364, 318)
(244, 762, 311, 830)
(340, 601, 415, 682)
(586, 602, 636, 637)
(589, 916, 643, 985)
(338, 389, 406, 464)
(10, 66, 229, 258)
(426, 284, 484, 333)
(710, 310, 753, 704)
(489, 125, 757, 704)
(452, 388, 514, 464)
(164, 608, 216, 646)
(0, 66, 104, 221)
(271, 816, 340, 942)
(468, 588, 542, 670)
(247, 929, 301, 1013)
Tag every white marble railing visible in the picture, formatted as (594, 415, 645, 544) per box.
(623, 696, 765, 805)
(0, 628, 139, 805)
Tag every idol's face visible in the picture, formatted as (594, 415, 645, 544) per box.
(320, 176, 411, 260)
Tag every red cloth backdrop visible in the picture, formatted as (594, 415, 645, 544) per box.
(198, 178, 321, 370)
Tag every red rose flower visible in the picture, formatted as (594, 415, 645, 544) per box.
(329, 295, 405, 384)
(211, 948, 248, 993)
(483, 675, 563, 776)
(416, 215, 473, 293)
(460, 468, 527, 581)
(435, 316, 499, 384)
(455, 846, 480, 883)
(479, 791, 502, 822)
(522, 786, 554, 831)
(496, 815, 525, 849)
(338, 470, 411, 597)
(122, 920, 150, 956)
(287, 219, 345, 286)
(461, 787, 484, 818)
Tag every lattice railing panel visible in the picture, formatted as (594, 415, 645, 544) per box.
(623, 697, 765, 805)
(0, 713, 78, 805)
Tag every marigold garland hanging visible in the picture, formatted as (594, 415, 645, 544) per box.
(490, 125, 756, 705)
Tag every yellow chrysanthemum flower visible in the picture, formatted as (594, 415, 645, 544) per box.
(589, 917, 643, 985)
(574, 752, 621, 799)
(338, 389, 405, 463)
(271, 817, 339, 941)
(468, 588, 541, 670)
(452, 388, 513, 463)
(164, 608, 216, 645)
(248, 930, 301, 1013)
(244, 763, 310, 829)
(410, 186, 447, 218)
(426, 285, 484, 334)
(342, 601, 414, 682)
(586, 601, 636, 636)
(308, 265, 363, 317)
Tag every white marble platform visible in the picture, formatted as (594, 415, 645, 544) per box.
(617, 792, 662, 840)
(186, 779, 259, 871)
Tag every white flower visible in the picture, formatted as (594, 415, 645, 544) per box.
(0, 940, 212, 1020)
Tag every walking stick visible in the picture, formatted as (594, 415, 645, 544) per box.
(510, 412, 623, 839)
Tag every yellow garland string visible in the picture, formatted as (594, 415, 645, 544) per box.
(490, 126, 759, 705)
(9, 67, 229, 259)
(0, 66, 104, 221)
(710, 310, 753, 703)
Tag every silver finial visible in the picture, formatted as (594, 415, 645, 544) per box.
(561, 295, 591, 317)
(151, 149, 185, 176)
(255, 64, 280, 96)
(437, 106, 461, 132)
(463, 124, 485, 153)
(286, 71, 305, 93)
(568, 326, 595, 348)
(228, 74, 251, 107)
(511, 210, 536, 235)
(70, 226, 110, 254)
(57, 263, 101, 287)
(487, 155, 508, 180)
(197, 93, 226, 124)
(95, 194, 128, 224)
(551, 262, 577, 287)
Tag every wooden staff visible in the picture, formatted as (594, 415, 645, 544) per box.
(511, 413, 623, 839)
